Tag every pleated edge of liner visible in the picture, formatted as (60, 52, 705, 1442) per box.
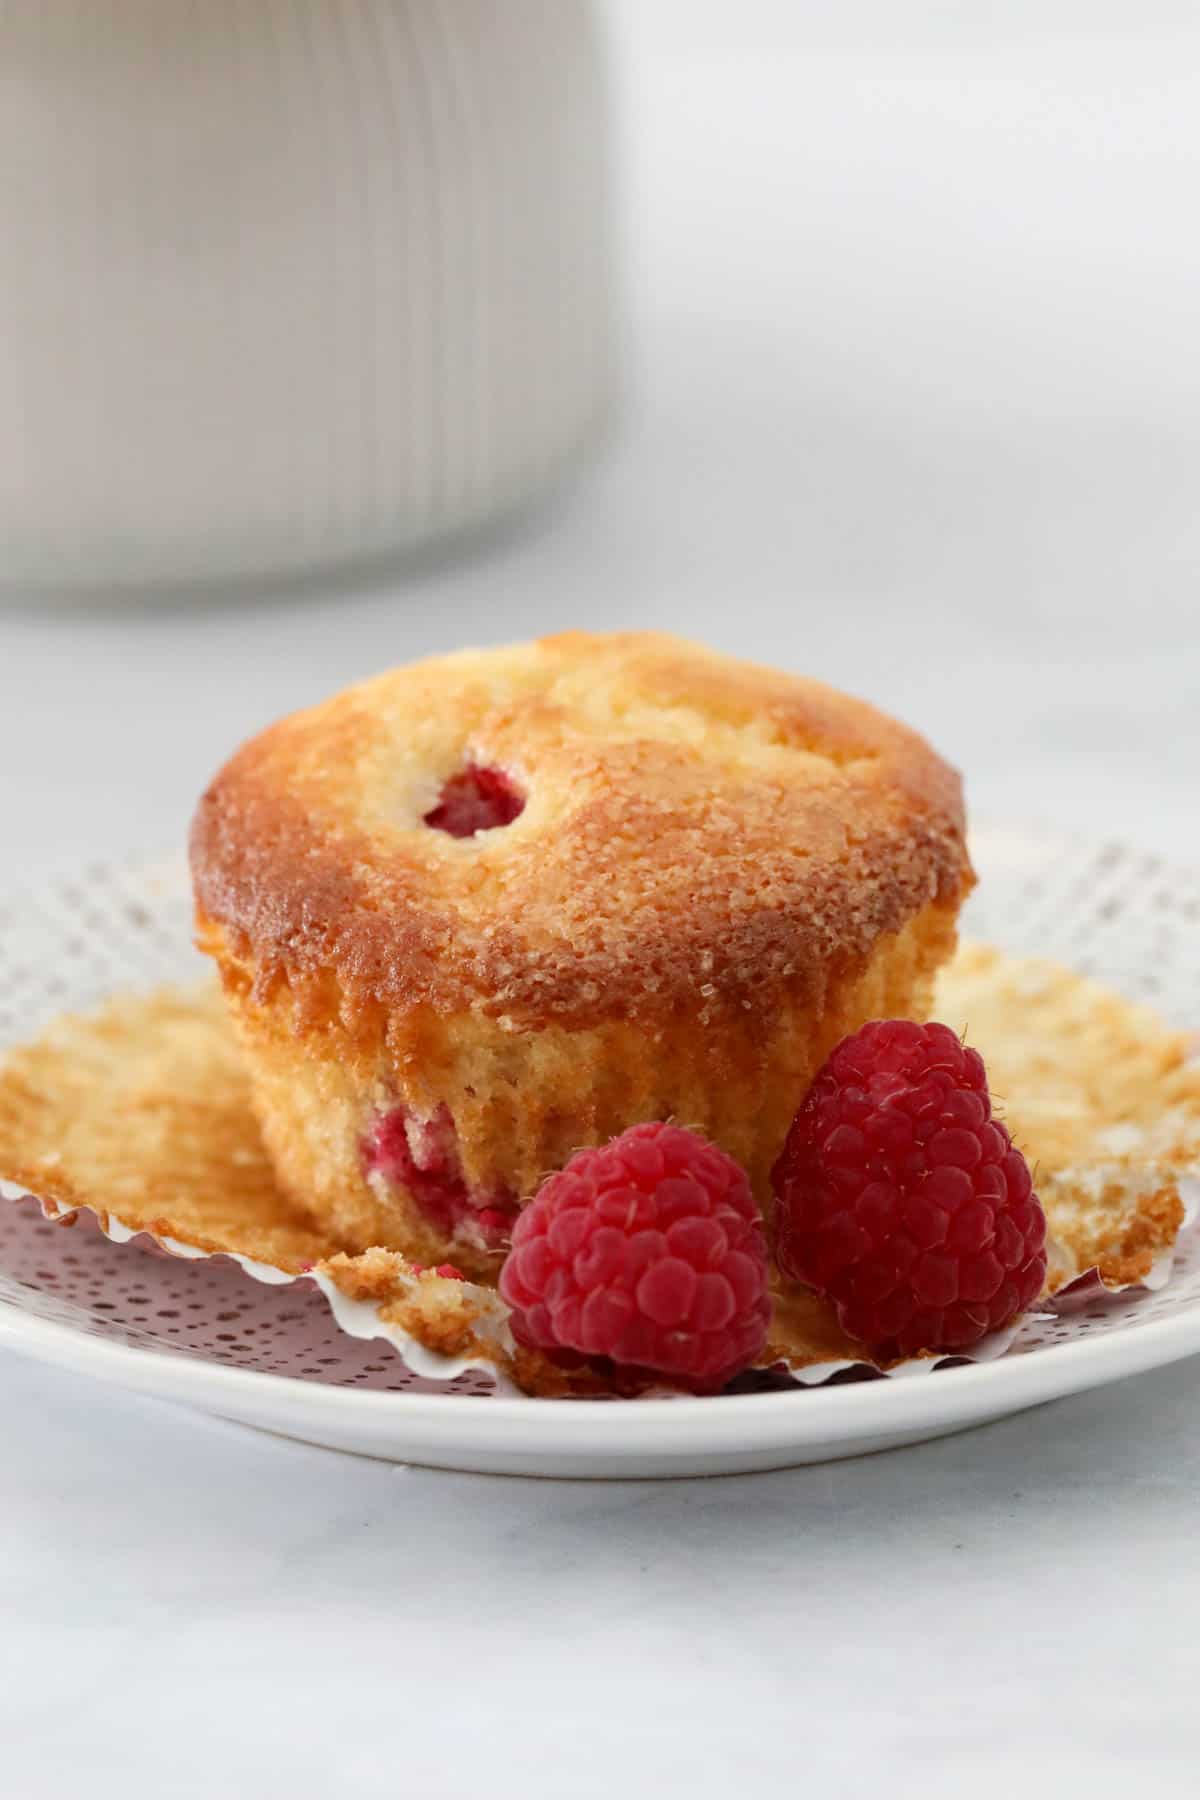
(1044, 1171, 1200, 1312)
(4, 1173, 1197, 1399)
(0, 1177, 520, 1393)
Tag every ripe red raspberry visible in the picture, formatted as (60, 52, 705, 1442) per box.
(499, 1123, 771, 1391)
(423, 764, 524, 837)
(772, 1020, 1047, 1360)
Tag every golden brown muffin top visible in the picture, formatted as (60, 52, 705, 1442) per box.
(190, 632, 972, 1028)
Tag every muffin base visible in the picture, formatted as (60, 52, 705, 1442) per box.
(200, 899, 960, 1279)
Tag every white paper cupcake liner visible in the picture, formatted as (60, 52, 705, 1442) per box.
(5, 1174, 1196, 1398)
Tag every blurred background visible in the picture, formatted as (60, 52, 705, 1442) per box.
(2, 0, 1197, 864)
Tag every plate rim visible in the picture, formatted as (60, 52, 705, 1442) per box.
(3, 1270, 1200, 1456)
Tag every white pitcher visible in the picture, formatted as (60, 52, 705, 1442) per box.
(0, 0, 617, 590)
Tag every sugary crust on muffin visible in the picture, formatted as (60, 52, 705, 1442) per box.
(190, 633, 972, 1032)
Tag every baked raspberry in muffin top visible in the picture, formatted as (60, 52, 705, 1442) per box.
(190, 632, 972, 1277)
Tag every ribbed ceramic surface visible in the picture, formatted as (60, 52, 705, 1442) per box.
(0, 0, 616, 587)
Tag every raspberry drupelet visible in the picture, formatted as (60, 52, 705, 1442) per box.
(772, 1019, 1047, 1360)
(499, 1122, 772, 1391)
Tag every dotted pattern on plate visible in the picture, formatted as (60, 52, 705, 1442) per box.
(1, 829, 1198, 1396)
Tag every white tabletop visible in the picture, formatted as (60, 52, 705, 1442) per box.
(2, 4, 1198, 1794)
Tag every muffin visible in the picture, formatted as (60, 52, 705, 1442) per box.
(190, 632, 972, 1279)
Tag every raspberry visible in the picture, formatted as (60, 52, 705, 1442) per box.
(499, 1123, 771, 1391)
(365, 1105, 517, 1250)
(424, 764, 524, 837)
(772, 1020, 1047, 1360)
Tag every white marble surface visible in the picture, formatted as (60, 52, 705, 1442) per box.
(2, 1354, 1199, 1799)
(2, 3, 1199, 1793)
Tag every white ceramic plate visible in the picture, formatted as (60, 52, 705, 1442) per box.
(2, 827, 1198, 1478)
